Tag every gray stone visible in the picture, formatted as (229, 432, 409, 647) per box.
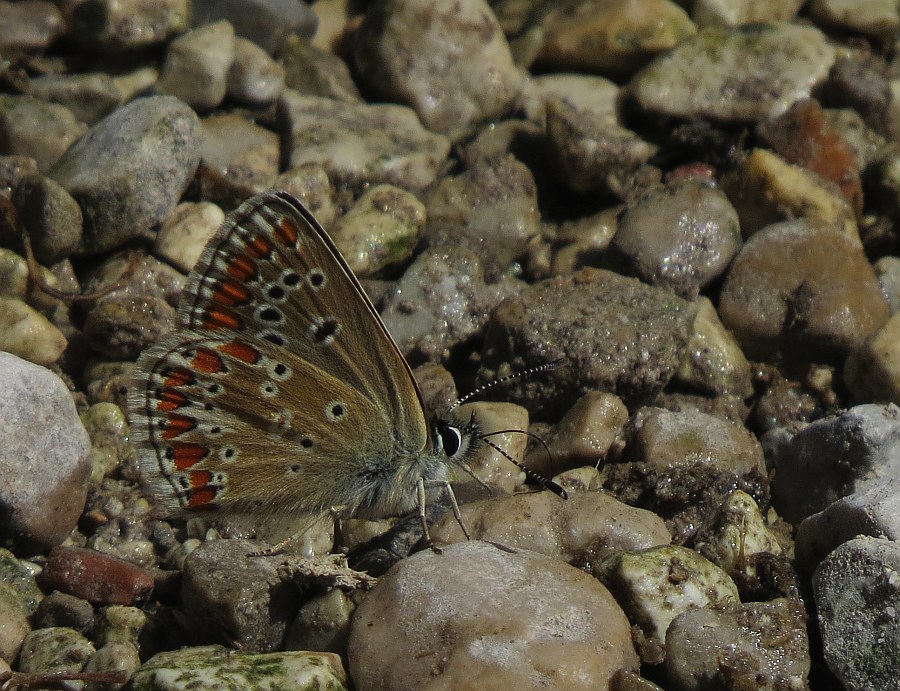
(354, 0, 522, 140)
(0, 96, 87, 173)
(630, 24, 835, 123)
(813, 536, 900, 690)
(181, 539, 302, 652)
(71, 0, 189, 49)
(0, 353, 91, 553)
(278, 91, 450, 191)
(479, 268, 696, 414)
(12, 175, 83, 264)
(192, 0, 317, 53)
(49, 96, 200, 255)
(612, 180, 741, 297)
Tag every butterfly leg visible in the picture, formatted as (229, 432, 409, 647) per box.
(418, 477, 471, 553)
(247, 511, 338, 558)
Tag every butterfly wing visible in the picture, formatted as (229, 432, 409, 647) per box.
(129, 192, 430, 518)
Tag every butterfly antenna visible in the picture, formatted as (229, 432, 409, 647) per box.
(478, 430, 568, 499)
(448, 358, 564, 412)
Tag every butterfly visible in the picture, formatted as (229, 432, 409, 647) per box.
(128, 191, 492, 544)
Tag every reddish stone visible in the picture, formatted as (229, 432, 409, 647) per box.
(39, 546, 154, 606)
(758, 99, 863, 214)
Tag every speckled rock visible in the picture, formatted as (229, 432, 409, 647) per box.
(719, 220, 889, 361)
(0, 353, 91, 553)
(80, 250, 185, 358)
(813, 536, 900, 690)
(535, 0, 697, 77)
(348, 540, 639, 690)
(83, 292, 179, 360)
(180, 539, 303, 653)
(551, 206, 620, 275)
(612, 180, 741, 297)
(18, 626, 95, 679)
(546, 98, 658, 195)
(278, 91, 451, 191)
(0, 582, 31, 662)
(129, 645, 348, 691)
(354, 0, 522, 140)
(665, 598, 810, 690)
(425, 154, 540, 272)
(285, 588, 360, 655)
(71, 0, 189, 50)
(630, 24, 836, 123)
(83, 639, 142, 684)
(431, 490, 671, 568)
(480, 268, 696, 414)
(157, 20, 236, 112)
(0, 548, 43, 615)
(329, 185, 424, 278)
(379, 246, 519, 362)
(628, 407, 764, 475)
(0, 95, 87, 173)
(274, 162, 337, 229)
(693, 490, 787, 598)
(12, 174, 83, 264)
(766, 403, 900, 524)
(0, 155, 38, 192)
(32, 590, 95, 633)
(521, 73, 620, 127)
(81, 402, 131, 487)
(875, 256, 900, 314)
(597, 545, 740, 662)
(49, 96, 201, 255)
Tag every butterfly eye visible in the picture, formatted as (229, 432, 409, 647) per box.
(438, 422, 463, 458)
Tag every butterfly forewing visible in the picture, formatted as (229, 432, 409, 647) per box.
(130, 192, 431, 518)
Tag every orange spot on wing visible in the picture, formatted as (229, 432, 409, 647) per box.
(212, 279, 251, 307)
(161, 413, 196, 440)
(163, 367, 194, 388)
(218, 341, 260, 364)
(191, 348, 225, 374)
(226, 255, 258, 282)
(188, 486, 218, 508)
(188, 470, 212, 487)
(275, 217, 299, 246)
(157, 389, 189, 412)
(172, 442, 209, 469)
(246, 235, 274, 258)
(201, 308, 241, 331)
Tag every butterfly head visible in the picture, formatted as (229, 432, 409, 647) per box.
(430, 411, 482, 467)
